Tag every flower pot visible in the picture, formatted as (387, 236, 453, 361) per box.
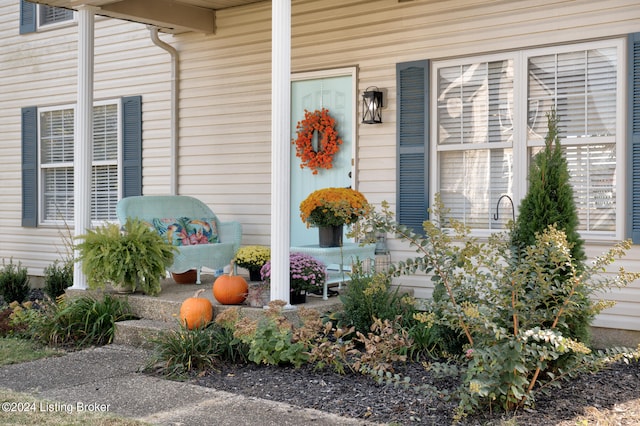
(171, 270, 197, 284)
(290, 291, 307, 305)
(318, 225, 343, 248)
(248, 268, 262, 282)
(108, 281, 135, 294)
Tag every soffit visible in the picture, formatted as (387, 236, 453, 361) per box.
(28, 0, 268, 34)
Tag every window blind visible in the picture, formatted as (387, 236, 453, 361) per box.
(528, 48, 617, 140)
(39, 5, 73, 26)
(528, 47, 617, 233)
(39, 103, 119, 222)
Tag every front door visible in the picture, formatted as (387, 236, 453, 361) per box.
(290, 69, 356, 246)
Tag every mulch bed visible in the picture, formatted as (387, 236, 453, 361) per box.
(193, 359, 640, 425)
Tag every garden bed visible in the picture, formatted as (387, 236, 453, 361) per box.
(193, 358, 640, 425)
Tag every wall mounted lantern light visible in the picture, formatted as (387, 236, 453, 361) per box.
(362, 87, 383, 124)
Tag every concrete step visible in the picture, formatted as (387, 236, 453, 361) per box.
(112, 299, 345, 349)
(68, 276, 346, 349)
(113, 318, 178, 349)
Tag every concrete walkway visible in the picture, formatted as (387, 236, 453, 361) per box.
(0, 344, 377, 425)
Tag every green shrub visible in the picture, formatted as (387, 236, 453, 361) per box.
(236, 312, 308, 367)
(209, 318, 248, 365)
(4, 293, 133, 349)
(360, 197, 640, 416)
(334, 265, 415, 335)
(46, 294, 134, 348)
(7, 300, 50, 340)
(511, 109, 585, 266)
(43, 260, 73, 299)
(406, 310, 451, 361)
(0, 259, 30, 304)
(427, 282, 467, 357)
(510, 110, 591, 344)
(75, 218, 176, 295)
(146, 324, 221, 379)
(147, 312, 251, 379)
(221, 302, 316, 368)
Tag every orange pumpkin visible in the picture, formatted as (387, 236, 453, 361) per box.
(179, 289, 213, 330)
(213, 266, 248, 305)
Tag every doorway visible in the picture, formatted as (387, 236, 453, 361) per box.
(290, 68, 357, 246)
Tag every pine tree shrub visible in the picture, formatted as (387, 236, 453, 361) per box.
(511, 109, 585, 264)
(0, 259, 30, 304)
(43, 260, 73, 299)
(511, 109, 591, 342)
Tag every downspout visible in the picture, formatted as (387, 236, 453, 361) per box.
(148, 26, 179, 195)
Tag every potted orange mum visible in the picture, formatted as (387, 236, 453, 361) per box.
(299, 187, 370, 247)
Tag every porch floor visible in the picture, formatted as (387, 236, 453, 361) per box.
(149, 272, 344, 310)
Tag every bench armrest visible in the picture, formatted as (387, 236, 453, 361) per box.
(218, 221, 242, 254)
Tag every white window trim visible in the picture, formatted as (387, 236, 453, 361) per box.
(37, 99, 122, 226)
(430, 38, 626, 242)
(36, 5, 75, 31)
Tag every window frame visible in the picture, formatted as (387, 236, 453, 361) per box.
(37, 4, 75, 30)
(430, 38, 626, 241)
(37, 99, 123, 226)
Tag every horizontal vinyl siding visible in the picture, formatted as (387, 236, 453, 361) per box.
(172, 0, 640, 330)
(0, 1, 172, 275)
(283, 0, 640, 330)
(174, 1, 273, 246)
(2, 0, 640, 331)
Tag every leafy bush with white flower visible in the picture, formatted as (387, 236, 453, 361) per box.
(359, 196, 640, 418)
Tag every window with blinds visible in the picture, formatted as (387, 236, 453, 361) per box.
(39, 101, 120, 223)
(528, 48, 617, 233)
(436, 59, 515, 229)
(433, 40, 623, 237)
(38, 5, 73, 27)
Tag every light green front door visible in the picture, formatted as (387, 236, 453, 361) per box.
(290, 72, 355, 246)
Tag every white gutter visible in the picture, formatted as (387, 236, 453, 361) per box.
(149, 27, 179, 195)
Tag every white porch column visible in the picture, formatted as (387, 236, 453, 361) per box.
(269, 0, 291, 304)
(71, 6, 96, 290)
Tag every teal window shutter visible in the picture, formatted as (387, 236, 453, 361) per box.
(121, 96, 143, 198)
(396, 60, 429, 234)
(19, 1, 36, 34)
(21, 106, 38, 227)
(628, 33, 640, 243)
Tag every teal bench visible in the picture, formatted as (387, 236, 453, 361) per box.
(116, 195, 242, 284)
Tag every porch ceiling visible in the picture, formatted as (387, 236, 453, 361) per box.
(29, 0, 268, 34)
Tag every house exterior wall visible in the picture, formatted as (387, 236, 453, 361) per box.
(0, 1, 176, 273)
(1, 0, 640, 331)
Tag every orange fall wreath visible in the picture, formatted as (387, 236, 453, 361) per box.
(292, 108, 343, 175)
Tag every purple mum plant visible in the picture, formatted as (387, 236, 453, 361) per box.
(260, 252, 326, 294)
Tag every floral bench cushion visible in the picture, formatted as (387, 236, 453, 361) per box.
(150, 217, 218, 246)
